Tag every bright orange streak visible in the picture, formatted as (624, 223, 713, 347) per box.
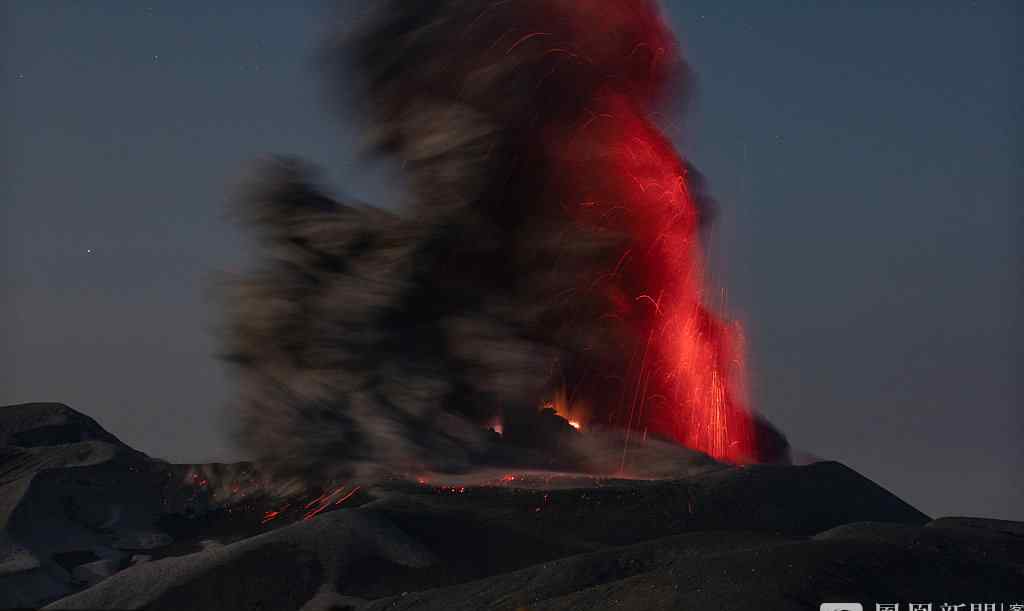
(332, 486, 361, 506)
(304, 485, 360, 521)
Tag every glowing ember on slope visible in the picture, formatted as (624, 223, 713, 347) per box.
(256, 485, 361, 526)
(300, 484, 361, 521)
(261, 509, 285, 524)
(543, 386, 588, 432)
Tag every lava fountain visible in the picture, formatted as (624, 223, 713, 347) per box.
(548, 92, 758, 464)
(534, 6, 760, 463)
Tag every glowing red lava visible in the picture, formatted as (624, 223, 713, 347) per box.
(548, 88, 759, 464)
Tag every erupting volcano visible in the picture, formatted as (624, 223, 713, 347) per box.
(221, 0, 786, 484)
(8, 2, 1018, 609)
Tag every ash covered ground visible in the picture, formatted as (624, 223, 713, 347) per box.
(2, 402, 1022, 610)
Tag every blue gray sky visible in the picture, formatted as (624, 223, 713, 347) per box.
(3, 2, 1020, 519)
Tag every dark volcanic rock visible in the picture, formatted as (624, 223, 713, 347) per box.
(360, 530, 794, 611)
(523, 536, 1023, 611)
(0, 403, 131, 450)
(46, 510, 434, 611)
(0, 404, 158, 608)
(0, 403, 207, 608)
(359, 461, 928, 554)
(817, 519, 1024, 570)
(4, 402, 1021, 610)
(366, 534, 1024, 611)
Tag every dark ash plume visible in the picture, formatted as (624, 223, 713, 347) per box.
(219, 0, 787, 484)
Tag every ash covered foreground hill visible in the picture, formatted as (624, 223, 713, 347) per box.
(1, 403, 1020, 610)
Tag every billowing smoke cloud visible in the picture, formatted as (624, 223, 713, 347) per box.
(219, 0, 788, 485)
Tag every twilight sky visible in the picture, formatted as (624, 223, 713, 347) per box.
(3, 1, 1020, 519)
